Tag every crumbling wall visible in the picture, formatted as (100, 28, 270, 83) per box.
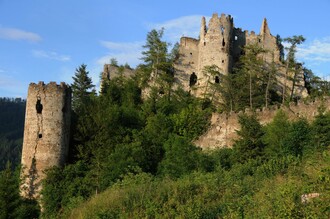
(20, 81, 71, 199)
(195, 98, 330, 149)
(198, 13, 233, 76)
(175, 13, 308, 100)
(174, 37, 199, 91)
(101, 64, 135, 90)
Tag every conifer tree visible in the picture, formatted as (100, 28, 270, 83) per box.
(282, 35, 305, 103)
(234, 114, 265, 162)
(71, 64, 95, 113)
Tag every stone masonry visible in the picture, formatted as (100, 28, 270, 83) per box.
(195, 97, 330, 149)
(20, 82, 71, 199)
(174, 13, 308, 98)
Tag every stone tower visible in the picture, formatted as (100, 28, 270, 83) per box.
(174, 13, 235, 96)
(198, 13, 233, 76)
(174, 12, 308, 99)
(20, 81, 71, 199)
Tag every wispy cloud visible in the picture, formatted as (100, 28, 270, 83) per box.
(296, 37, 330, 63)
(0, 27, 42, 42)
(0, 73, 26, 97)
(97, 15, 206, 68)
(97, 41, 144, 67)
(32, 50, 71, 62)
(150, 15, 206, 44)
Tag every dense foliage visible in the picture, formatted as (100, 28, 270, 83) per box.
(0, 98, 25, 170)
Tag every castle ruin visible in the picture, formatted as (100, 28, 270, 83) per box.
(101, 13, 308, 100)
(20, 82, 71, 199)
(174, 13, 307, 98)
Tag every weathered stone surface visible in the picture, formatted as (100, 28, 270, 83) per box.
(100, 64, 135, 91)
(20, 82, 71, 199)
(195, 98, 330, 149)
(174, 13, 308, 99)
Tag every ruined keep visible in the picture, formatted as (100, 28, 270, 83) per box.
(101, 64, 135, 91)
(20, 82, 71, 199)
(174, 13, 307, 98)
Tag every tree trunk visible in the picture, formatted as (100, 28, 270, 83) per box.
(249, 71, 253, 109)
(282, 60, 289, 104)
(265, 70, 271, 108)
(290, 65, 298, 101)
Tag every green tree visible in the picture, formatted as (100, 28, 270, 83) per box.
(282, 35, 305, 103)
(71, 64, 95, 113)
(158, 135, 199, 178)
(0, 163, 40, 219)
(264, 57, 278, 108)
(234, 114, 265, 162)
(235, 43, 267, 109)
(263, 110, 290, 157)
(141, 28, 175, 101)
(304, 68, 330, 97)
(202, 65, 221, 104)
(312, 109, 330, 148)
(110, 58, 118, 67)
(284, 118, 311, 156)
(141, 28, 169, 78)
(0, 163, 20, 219)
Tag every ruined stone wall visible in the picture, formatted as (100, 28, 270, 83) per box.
(232, 28, 246, 62)
(20, 82, 71, 199)
(101, 64, 135, 91)
(174, 37, 199, 91)
(175, 13, 308, 100)
(259, 18, 281, 63)
(198, 13, 233, 77)
(195, 98, 330, 149)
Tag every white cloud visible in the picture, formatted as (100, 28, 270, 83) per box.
(100, 41, 143, 52)
(0, 27, 41, 42)
(0, 73, 26, 97)
(97, 15, 208, 69)
(150, 15, 207, 44)
(97, 41, 143, 67)
(296, 37, 330, 63)
(32, 50, 71, 62)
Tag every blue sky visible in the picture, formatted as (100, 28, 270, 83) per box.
(1, 0, 330, 97)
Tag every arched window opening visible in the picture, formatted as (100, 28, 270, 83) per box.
(36, 98, 43, 114)
(189, 72, 198, 87)
(222, 38, 226, 47)
(215, 76, 220, 84)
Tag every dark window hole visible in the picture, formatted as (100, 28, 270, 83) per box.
(38, 134, 42, 138)
(189, 72, 198, 87)
(215, 76, 220, 84)
(36, 98, 43, 114)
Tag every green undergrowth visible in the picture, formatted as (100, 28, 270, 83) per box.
(68, 149, 330, 219)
